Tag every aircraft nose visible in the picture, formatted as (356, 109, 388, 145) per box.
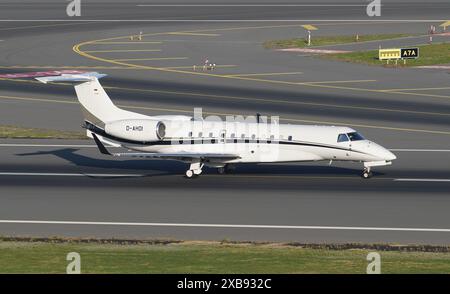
(368, 141, 397, 161)
(384, 149, 397, 161)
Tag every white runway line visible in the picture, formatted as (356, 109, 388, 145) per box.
(0, 173, 449, 182)
(394, 178, 450, 182)
(0, 20, 447, 23)
(389, 149, 450, 152)
(0, 219, 449, 233)
(136, 4, 368, 7)
(0, 172, 144, 177)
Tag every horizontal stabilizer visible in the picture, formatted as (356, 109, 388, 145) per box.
(0, 70, 86, 79)
(35, 72, 107, 84)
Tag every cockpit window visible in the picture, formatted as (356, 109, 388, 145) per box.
(337, 134, 349, 142)
(347, 132, 365, 141)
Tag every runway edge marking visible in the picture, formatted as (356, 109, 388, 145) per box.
(1, 220, 450, 232)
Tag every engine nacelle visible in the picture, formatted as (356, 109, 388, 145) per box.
(105, 119, 166, 142)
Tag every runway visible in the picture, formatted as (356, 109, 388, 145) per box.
(0, 141, 449, 244)
(0, 1, 450, 244)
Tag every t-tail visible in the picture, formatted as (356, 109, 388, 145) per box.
(36, 72, 149, 128)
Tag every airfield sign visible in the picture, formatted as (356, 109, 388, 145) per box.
(379, 47, 419, 63)
(400, 47, 419, 59)
(379, 48, 401, 60)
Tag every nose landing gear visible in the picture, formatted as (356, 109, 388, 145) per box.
(362, 167, 372, 179)
(185, 161, 204, 179)
(362, 161, 392, 179)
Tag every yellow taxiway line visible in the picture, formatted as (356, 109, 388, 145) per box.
(8, 21, 438, 121)
(169, 65, 238, 69)
(90, 41, 162, 44)
(379, 86, 450, 92)
(83, 49, 162, 53)
(74, 33, 450, 102)
(113, 57, 188, 61)
(0, 22, 96, 31)
(167, 32, 221, 36)
(299, 79, 376, 84)
(225, 71, 303, 77)
(0, 92, 449, 135)
(1, 77, 449, 118)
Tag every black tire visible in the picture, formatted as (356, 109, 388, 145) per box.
(362, 171, 372, 179)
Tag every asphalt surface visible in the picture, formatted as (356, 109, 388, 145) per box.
(0, 1, 450, 244)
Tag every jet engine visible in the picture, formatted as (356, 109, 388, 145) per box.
(105, 119, 166, 142)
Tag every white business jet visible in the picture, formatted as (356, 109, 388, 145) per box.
(36, 72, 396, 179)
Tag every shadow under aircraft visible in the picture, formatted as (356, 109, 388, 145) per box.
(16, 148, 368, 178)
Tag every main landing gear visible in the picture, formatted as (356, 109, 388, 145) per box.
(217, 164, 234, 175)
(185, 162, 204, 179)
(362, 167, 373, 179)
(185, 162, 235, 178)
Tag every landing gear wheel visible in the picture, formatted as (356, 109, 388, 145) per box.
(362, 169, 372, 179)
(185, 162, 203, 178)
(185, 170, 195, 178)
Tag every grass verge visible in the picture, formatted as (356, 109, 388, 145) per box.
(323, 42, 450, 67)
(0, 125, 86, 139)
(1, 239, 450, 273)
(263, 34, 412, 49)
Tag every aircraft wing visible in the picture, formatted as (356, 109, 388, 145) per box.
(92, 133, 240, 161)
(113, 152, 240, 161)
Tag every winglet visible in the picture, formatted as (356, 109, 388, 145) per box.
(92, 133, 112, 155)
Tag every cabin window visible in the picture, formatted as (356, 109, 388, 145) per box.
(188, 131, 193, 137)
(198, 132, 203, 137)
(347, 132, 365, 141)
(241, 134, 245, 139)
(231, 133, 235, 138)
(251, 134, 256, 140)
(337, 134, 349, 142)
(270, 135, 275, 140)
(288, 135, 293, 141)
(209, 132, 213, 138)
